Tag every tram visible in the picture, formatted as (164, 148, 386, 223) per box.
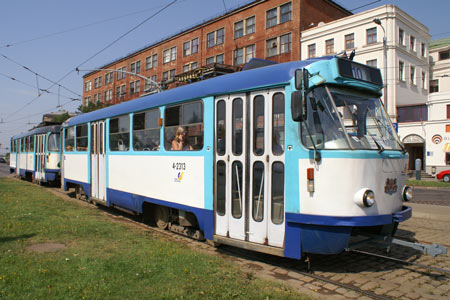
(10, 125, 61, 184)
(58, 56, 412, 259)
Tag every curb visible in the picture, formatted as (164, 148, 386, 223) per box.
(407, 203, 450, 223)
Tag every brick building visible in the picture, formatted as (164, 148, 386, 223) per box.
(82, 0, 350, 106)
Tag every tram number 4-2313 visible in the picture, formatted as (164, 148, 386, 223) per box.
(172, 162, 186, 170)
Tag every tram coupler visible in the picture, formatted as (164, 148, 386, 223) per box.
(347, 234, 448, 257)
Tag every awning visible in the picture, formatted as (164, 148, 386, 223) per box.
(444, 143, 450, 152)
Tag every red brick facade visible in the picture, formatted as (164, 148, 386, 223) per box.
(83, 0, 350, 106)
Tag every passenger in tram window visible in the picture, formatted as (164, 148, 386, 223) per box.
(272, 132, 283, 155)
(171, 126, 192, 151)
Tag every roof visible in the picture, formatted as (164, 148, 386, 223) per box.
(430, 37, 450, 50)
(12, 125, 60, 140)
(66, 56, 333, 127)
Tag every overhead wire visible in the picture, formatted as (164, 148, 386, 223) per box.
(0, 2, 185, 49)
(2, 0, 178, 122)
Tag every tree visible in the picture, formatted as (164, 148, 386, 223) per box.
(77, 101, 111, 114)
(50, 112, 71, 124)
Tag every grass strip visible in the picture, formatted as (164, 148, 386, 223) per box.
(0, 178, 310, 300)
(406, 180, 450, 188)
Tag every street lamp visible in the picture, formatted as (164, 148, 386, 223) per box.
(373, 18, 388, 116)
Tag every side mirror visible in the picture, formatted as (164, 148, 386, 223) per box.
(291, 91, 305, 122)
(295, 69, 310, 90)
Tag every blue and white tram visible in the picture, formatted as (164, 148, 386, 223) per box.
(61, 56, 412, 259)
(10, 125, 61, 184)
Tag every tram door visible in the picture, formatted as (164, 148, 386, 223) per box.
(214, 90, 286, 247)
(35, 134, 46, 181)
(91, 121, 106, 203)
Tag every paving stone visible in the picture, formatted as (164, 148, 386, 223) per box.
(322, 283, 339, 291)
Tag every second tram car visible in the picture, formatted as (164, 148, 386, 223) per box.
(60, 56, 412, 259)
(10, 125, 61, 184)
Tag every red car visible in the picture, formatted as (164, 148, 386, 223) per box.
(436, 169, 450, 183)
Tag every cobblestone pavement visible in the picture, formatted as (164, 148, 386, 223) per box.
(49, 186, 450, 300)
(190, 214, 450, 300)
(410, 186, 450, 206)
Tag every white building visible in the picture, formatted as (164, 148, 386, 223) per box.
(300, 5, 434, 171)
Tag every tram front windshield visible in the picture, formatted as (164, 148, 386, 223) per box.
(300, 86, 402, 151)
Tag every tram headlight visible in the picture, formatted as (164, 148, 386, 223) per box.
(363, 190, 375, 207)
(402, 186, 413, 202)
(354, 188, 376, 208)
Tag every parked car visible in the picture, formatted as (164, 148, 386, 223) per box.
(436, 169, 450, 183)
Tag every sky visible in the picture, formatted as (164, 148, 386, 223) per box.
(0, 0, 448, 154)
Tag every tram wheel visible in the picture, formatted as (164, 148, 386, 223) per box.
(154, 205, 169, 230)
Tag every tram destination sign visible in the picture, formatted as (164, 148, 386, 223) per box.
(337, 58, 383, 86)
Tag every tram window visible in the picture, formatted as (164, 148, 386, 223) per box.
(21, 138, 25, 152)
(25, 137, 30, 152)
(164, 101, 203, 151)
(253, 95, 265, 155)
(232, 98, 243, 155)
(110, 115, 130, 151)
(271, 162, 284, 224)
(252, 161, 264, 222)
(272, 93, 285, 155)
(48, 133, 60, 152)
(133, 109, 160, 151)
(65, 127, 75, 151)
(216, 161, 226, 216)
(216, 100, 226, 155)
(231, 161, 243, 219)
(76, 124, 89, 151)
(30, 136, 35, 152)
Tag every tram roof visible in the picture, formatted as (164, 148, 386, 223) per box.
(12, 125, 60, 140)
(64, 56, 333, 127)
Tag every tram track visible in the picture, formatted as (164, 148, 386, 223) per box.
(45, 184, 450, 300)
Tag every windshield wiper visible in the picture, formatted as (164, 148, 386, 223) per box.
(370, 135, 385, 153)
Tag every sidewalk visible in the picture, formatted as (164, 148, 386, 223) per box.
(407, 202, 450, 222)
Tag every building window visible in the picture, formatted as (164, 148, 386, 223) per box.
(266, 8, 278, 28)
(162, 71, 168, 81)
(105, 72, 113, 84)
(192, 38, 198, 54)
(410, 36, 416, 52)
(345, 33, 354, 50)
(129, 80, 140, 94)
(366, 59, 377, 67)
(115, 86, 120, 99)
(169, 69, 176, 80)
(308, 44, 316, 58)
(447, 104, 450, 119)
(366, 27, 377, 45)
(280, 2, 292, 24)
(130, 61, 141, 74)
(145, 75, 158, 91)
(120, 84, 126, 97)
(399, 61, 405, 81)
(439, 50, 450, 60)
(421, 43, 426, 57)
(104, 89, 112, 101)
(163, 46, 177, 64)
(233, 48, 244, 66)
(266, 33, 291, 57)
(280, 33, 291, 54)
(325, 38, 334, 54)
(245, 45, 255, 63)
(206, 56, 214, 65)
(182, 64, 189, 73)
(85, 80, 92, 92)
(266, 37, 278, 57)
(234, 20, 244, 39)
(146, 54, 157, 69)
(246, 16, 255, 35)
(109, 115, 130, 151)
(207, 28, 225, 48)
(397, 105, 428, 123)
(216, 53, 224, 64)
(399, 28, 404, 45)
(410, 66, 415, 85)
(422, 71, 426, 89)
(266, 2, 291, 28)
(183, 38, 198, 56)
(117, 67, 126, 80)
(94, 76, 102, 88)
